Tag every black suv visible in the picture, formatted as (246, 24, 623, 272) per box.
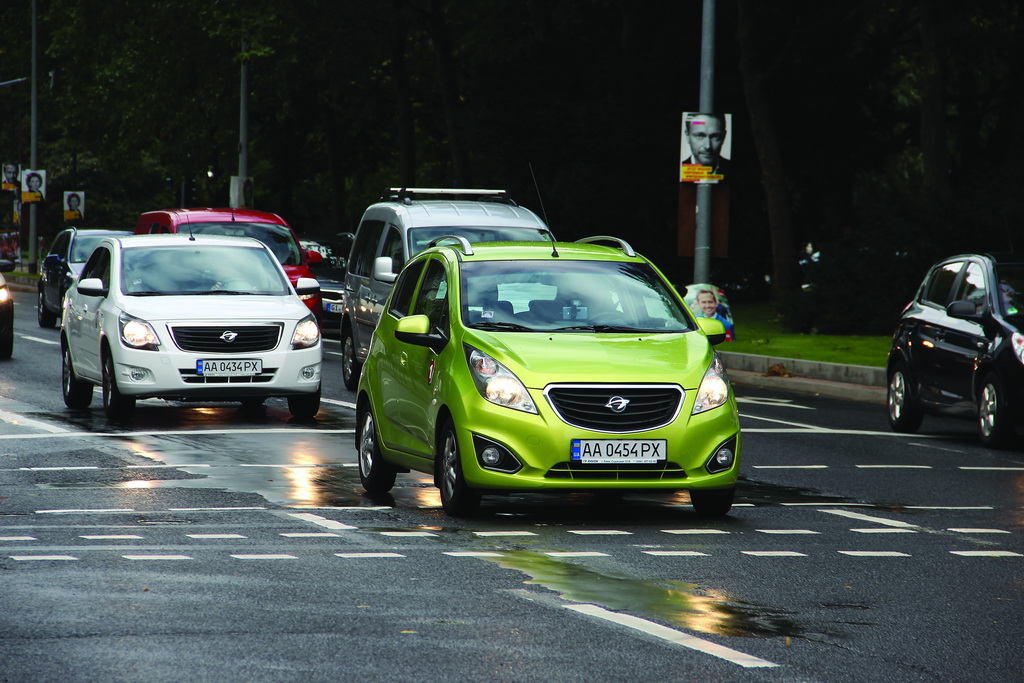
(37, 227, 132, 327)
(886, 252, 1024, 447)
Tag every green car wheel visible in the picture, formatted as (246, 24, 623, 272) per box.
(358, 408, 397, 493)
(437, 418, 480, 516)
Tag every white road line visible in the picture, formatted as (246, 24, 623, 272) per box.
(545, 551, 608, 557)
(335, 552, 404, 558)
(850, 528, 916, 534)
(752, 465, 828, 469)
(122, 555, 193, 560)
(565, 603, 779, 668)
(755, 529, 819, 535)
(231, 554, 298, 560)
(642, 550, 709, 556)
(80, 535, 143, 540)
(473, 531, 537, 537)
(187, 534, 247, 539)
(820, 509, 919, 528)
(10, 555, 78, 561)
(838, 551, 910, 557)
(0, 536, 37, 541)
(21, 466, 100, 471)
(959, 466, 1024, 471)
(0, 427, 355, 441)
(856, 465, 932, 469)
(321, 397, 357, 409)
(950, 551, 1022, 557)
(0, 408, 73, 434)
(288, 512, 358, 530)
(567, 530, 632, 535)
(661, 529, 730, 535)
(905, 506, 992, 510)
(19, 335, 59, 345)
(280, 532, 341, 538)
(444, 551, 504, 557)
(947, 528, 1009, 534)
(379, 531, 438, 537)
(741, 551, 807, 557)
(169, 507, 267, 512)
(37, 508, 134, 514)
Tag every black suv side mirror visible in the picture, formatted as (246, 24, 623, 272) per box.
(946, 300, 982, 320)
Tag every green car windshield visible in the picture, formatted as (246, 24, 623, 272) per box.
(460, 260, 695, 333)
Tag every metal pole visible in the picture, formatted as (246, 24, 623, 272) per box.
(693, 0, 716, 284)
(234, 39, 249, 209)
(28, 0, 39, 274)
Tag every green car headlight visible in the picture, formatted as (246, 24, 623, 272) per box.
(466, 346, 537, 414)
(692, 353, 730, 414)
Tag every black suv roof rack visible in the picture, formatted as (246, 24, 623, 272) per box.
(575, 236, 636, 257)
(380, 187, 516, 206)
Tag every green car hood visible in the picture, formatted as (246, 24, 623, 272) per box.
(465, 331, 716, 389)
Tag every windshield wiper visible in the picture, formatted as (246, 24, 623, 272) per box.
(469, 321, 534, 332)
(555, 324, 653, 333)
(125, 291, 167, 297)
(192, 290, 251, 295)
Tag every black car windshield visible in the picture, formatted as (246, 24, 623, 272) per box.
(996, 263, 1024, 317)
(120, 245, 291, 296)
(460, 260, 695, 333)
(409, 226, 552, 255)
(186, 221, 301, 266)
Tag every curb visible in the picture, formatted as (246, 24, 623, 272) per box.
(720, 351, 887, 405)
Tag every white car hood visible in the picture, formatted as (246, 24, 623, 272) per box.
(121, 295, 311, 323)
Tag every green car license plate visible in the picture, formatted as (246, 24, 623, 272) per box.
(571, 439, 667, 464)
(196, 359, 263, 377)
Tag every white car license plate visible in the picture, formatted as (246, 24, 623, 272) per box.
(571, 439, 667, 464)
(196, 359, 263, 377)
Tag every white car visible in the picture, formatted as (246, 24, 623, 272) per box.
(61, 234, 322, 420)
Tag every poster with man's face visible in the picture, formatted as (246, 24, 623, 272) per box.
(21, 169, 46, 202)
(2, 163, 19, 192)
(679, 112, 732, 183)
(64, 191, 85, 221)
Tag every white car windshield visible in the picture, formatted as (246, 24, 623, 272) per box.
(120, 245, 291, 296)
(460, 260, 695, 333)
(409, 226, 552, 256)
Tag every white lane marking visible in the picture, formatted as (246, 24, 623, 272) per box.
(783, 502, 871, 506)
(21, 466, 99, 471)
(820, 510, 919, 528)
(187, 534, 247, 539)
(80, 535, 144, 540)
(1, 536, 37, 541)
(752, 465, 827, 469)
(959, 467, 1024, 471)
(0, 408, 72, 434)
(950, 551, 1022, 557)
(838, 551, 910, 557)
(379, 531, 437, 537)
(741, 551, 807, 557)
(473, 531, 538, 537)
(231, 554, 298, 560)
(335, 552, 404, 558)
(321, 397, 356, 409)
(755, 529, 819, 535)
(567, 530, 632, 536)
(856, 465, 932, 469)
(127, 464, 211, 468)
(545, 551, 608, 557)
(643, 551, 709, 556)
(288, 512, 357, 530)
(169, 507, 266, 512)
(850, 528, 916, 534)
(743, 427, 943, 437)
(10, 555, 78, 561)
(122, 555, 193, 560)
(37, 508, 134, 514)
(905, 506, 992, 510)
(280, 532, 341, 538)
(662, 529, 730, 535)
(19, 335, 59, 345)
(565, 603, 779, 668)
(947, 528, 1009, 534)
(444, 551, 504, 557)
(0, 427, 355, 441)
(325, 351, 344, 357)
(737, 397, 811, 409)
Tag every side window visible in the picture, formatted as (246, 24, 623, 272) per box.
(413, 259, 450, 331)
(380, 226, 405, 267)
(954, 262, 988, 312)
(79, 247, 111, 289)
(49, 231, 70, 258)
(922, 261, 963, 307)
(389, 259, 426, 318)
(348, 219, 384, 278)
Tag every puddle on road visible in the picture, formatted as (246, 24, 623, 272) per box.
(487, 550, 815, 639)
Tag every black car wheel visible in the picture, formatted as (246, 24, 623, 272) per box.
(287, 384, 321, 419)
(358, 407, 396, 494)
(978, 373, 1013, 448)
(0, 310, 13, 359)
(341, 324, 362, 390)
(62, 344, 93, 408)
(37, 287, 57, 328)
(887, 363, 923, 433)
(690, 487, 735, 517)
(102, 353, 136, 420)
(436, 418, 480, 516)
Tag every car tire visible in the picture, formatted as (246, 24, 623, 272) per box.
(0, 315, 12, 360)
(978, 373, 1013, 448)
(690, 487, 734, 517)
(341, 324, 362, 391)
(102, 353, 136, 420)
(239, 397, 265, 410)
(436, 418, 480, 516)
(62, 344, 92, 408)
(288, 385, 321, 420)
(357, 406, 396, 494)
(37, 287, 57, 328)
(887, 363, 923, 433)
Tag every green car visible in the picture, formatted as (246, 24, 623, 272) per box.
(355, 236, 740, 516)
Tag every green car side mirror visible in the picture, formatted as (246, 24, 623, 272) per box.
(696, 317, 727, 345)
(395, 314, 448, 353)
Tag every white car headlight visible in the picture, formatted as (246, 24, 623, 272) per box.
(1013, 332, 1024, 365)
(119, 312, 160, 350)
(291, 315, 321, 349)
(692, 353, 730, 414)
(0, 286, 10, 303)
(467, 347, 537, 414)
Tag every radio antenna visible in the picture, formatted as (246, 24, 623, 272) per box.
(529, 163, 558, 257)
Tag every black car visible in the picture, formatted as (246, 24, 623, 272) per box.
(37, 227, 132, 327)
(886, 252, 1024, 447)
(301, 235, 353, 331)
(1, 260, 14, 359)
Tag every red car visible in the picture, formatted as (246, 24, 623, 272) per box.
(134, 208, 323, 321)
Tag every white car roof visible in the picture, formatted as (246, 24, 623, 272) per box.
(365, 200, 548, 229)
(114, 233, 267, 249)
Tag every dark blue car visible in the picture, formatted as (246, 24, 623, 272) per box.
(37, 227, 132, 327)
(886, 252, 1024, 447)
